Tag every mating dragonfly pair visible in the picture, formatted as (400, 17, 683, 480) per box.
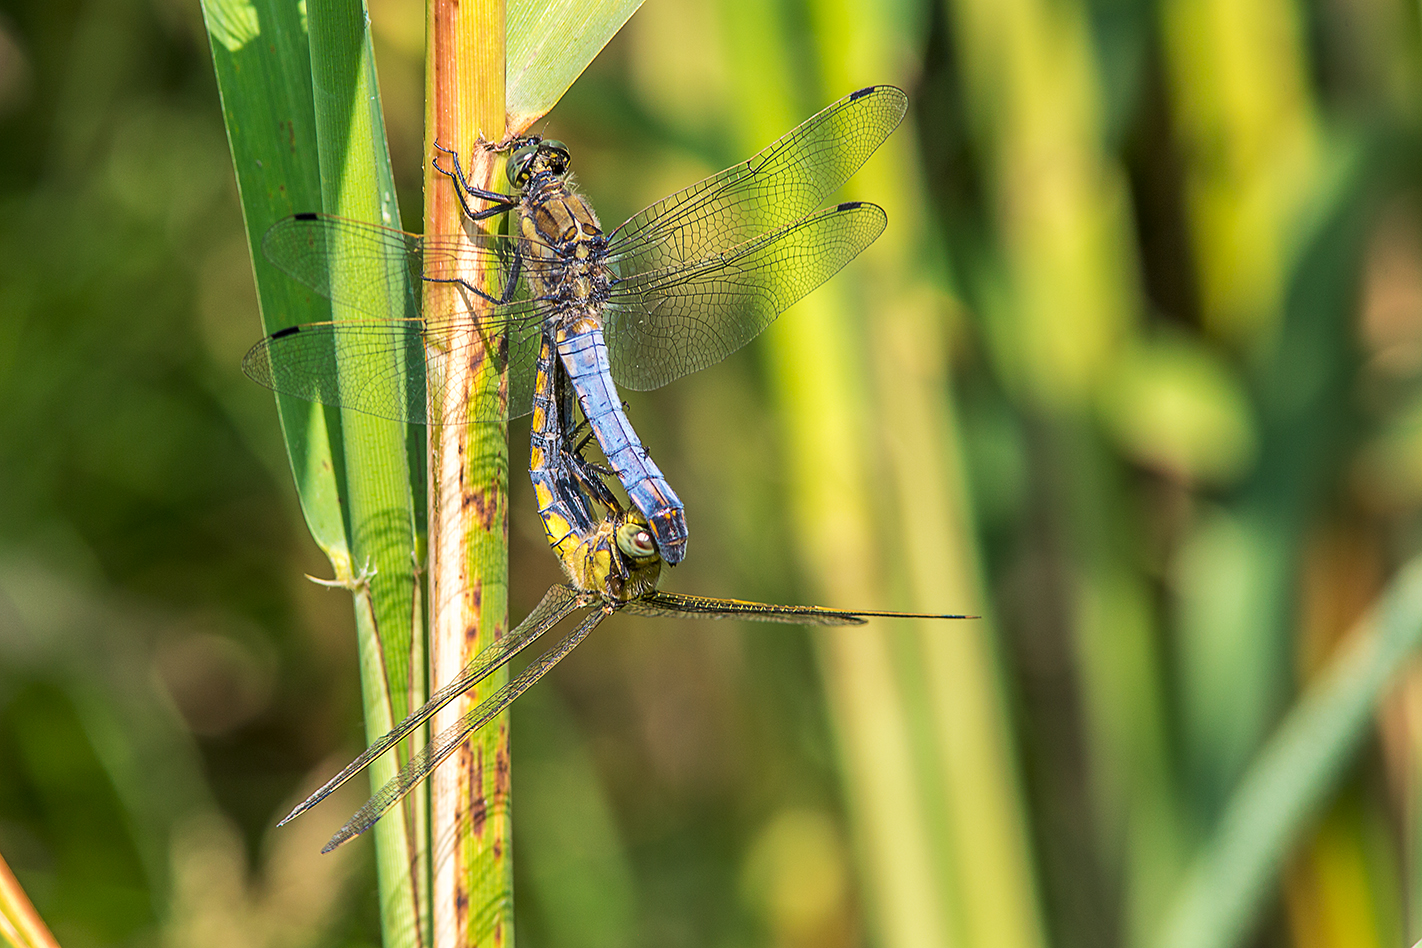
(250, 85, 968, 851)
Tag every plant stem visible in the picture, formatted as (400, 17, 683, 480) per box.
(424, 2, 512, 946)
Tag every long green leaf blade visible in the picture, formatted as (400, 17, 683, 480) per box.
(200, 0, 351, 564)
(1155, 556, 1422, 948)
(505, 0, 645, 130)
(307, 1, 428, 945)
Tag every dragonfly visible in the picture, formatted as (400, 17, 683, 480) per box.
(244, 85, 909, 565)
(277, 328, 971, 853)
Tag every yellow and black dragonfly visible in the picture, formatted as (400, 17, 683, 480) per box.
(280, 335, 970, 852)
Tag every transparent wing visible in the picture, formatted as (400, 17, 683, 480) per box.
(604, 202, 886, 390)
(623, 591, 975, 626)
(254, 214, 551, 422)
(241, 315, 545, 425)
(323, 604, 611, 852)
(262, 213, 548, 326)
(605, 85, 906, 273)
(277, 584, 585, 828)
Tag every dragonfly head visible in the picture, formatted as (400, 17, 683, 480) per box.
(508, 138, 571, 189)
(601, 511, 661, 602)
(615, 518, 659, 564)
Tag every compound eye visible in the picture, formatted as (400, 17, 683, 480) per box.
(508, 141, 539, 187)
(615, 522, 658, 560)
(541, 140, 570, 174)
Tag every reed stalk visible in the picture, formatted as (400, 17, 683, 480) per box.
(803, 3, 1049, 945)
(943, 0, 1187, 941)
(0, 850, 59, 948)
(422, 3, 512, 945)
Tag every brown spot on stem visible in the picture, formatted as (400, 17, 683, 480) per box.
(454, 887, 469, 942)
(470, 743, 487, 836)
(461, 490, 501, 530)
(495, 738, 510, 795)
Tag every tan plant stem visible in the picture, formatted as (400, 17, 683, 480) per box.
(424, 1, 512, 945)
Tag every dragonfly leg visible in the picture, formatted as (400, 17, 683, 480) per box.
(570, 451, 620, 511)
(557, 377, 620, 509)
(499, 243, 523, 304)
(571, 429, 618, 485)
(419, 241, 525, 306)
(431, 141, 518, 219)
(424, 275, 505, 306)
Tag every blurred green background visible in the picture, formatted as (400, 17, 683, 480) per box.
(4, 0, 1422, 946)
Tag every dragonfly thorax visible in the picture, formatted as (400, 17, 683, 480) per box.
(520, 185, 603, 246)
(518, 185, 614, 308)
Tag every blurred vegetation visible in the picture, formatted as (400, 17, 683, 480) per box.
(4, 0, 1422, 947)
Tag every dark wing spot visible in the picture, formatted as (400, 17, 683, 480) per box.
(272, 325, 301, 338)
(294, 212, 319, 221)
(837, 201, 863, 212)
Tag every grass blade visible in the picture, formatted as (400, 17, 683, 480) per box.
(1155, 556, 1422, 948)
(202, 0, 428, 944)
(305, 2, 429, 944)
(200, 0, 349, 564)
(505, 0, 645, 131)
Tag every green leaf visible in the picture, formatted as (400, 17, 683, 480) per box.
(200, 0, 350, 566)
(506, 0, 645, 129)
(1155, 556, 1422, 948)
(201, 0, 428, 945)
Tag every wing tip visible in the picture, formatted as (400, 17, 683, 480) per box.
(849, 84, 908, 104)
(322, 821, 363, 852)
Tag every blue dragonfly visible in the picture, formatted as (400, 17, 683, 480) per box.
(245, 85, 908, 565)
(277, 324, 970, 853)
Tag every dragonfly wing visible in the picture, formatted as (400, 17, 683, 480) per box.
(242, 312, 546, 424)
(605, 85, 906, 273)
(627, 592, 975, 625)
(263, 214, 424, 322)
(604, 202, 886, 390)
(243, 319, 432, 424)
(263, 213, 520, 321)
(277, 584, 585, 827)
(323, 604, 612, 851)
(505, 315, 544, 420)
(261, 214, 549, 421)
(624, 592, 869, 626)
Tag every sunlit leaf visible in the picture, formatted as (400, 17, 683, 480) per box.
(506, 0, 644, 131)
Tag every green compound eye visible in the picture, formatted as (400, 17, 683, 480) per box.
(508, 141, 540, 187)
(541, 140, 570, 173)
(616, 522, 657, 560)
